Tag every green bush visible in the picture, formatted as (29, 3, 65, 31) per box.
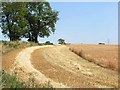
(45, 41, 53, 45)
(58, 38, 66, 45)
(1, 70, 54, 88)
(1, 70, 25, 88)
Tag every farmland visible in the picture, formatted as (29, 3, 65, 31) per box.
(68, 44, 118, 71)
(1, 41, 118, 88)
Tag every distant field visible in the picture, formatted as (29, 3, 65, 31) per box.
(68, 44, 118, 71)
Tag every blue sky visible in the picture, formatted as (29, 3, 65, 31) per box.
(0, 2, 118, 44)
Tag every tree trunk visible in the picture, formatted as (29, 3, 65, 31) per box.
(28, 32, 32, 42)
(28, 31, 38, 43)
(6, 15, 18, 41)
(34, 35, 38, 43)
(6, 15, 12, 41)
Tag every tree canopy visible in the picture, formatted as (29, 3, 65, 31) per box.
(1, 2, 28, 41)
(58, 38, 66, 44)
(1, 2, 59, 43)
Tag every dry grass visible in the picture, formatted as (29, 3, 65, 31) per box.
(68, 44, 118, 71)
(1, 41, 39, 54)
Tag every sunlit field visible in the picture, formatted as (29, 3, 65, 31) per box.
(68, 44, 118, 71)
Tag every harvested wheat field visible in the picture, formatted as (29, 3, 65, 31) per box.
(30, 45, 118, 88)
(1, 44, 119, 88)
(68, 44, 118, 71)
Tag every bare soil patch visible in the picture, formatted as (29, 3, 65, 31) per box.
(2, 48, 23, 71)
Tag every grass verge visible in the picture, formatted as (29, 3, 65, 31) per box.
(1, 70, 25, 88)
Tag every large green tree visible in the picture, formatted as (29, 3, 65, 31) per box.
(1, 2, 59, 43)
(1, 2, 28, 41)
(25, 2, 59, 43)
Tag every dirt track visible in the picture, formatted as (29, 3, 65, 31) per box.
(10, 46, 66, 88)
(10, 45, 118, 88)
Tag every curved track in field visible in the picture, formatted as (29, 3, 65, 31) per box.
(11, 45, 118, 88)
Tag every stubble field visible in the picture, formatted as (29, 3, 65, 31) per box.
(68, 44, 118, 71)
